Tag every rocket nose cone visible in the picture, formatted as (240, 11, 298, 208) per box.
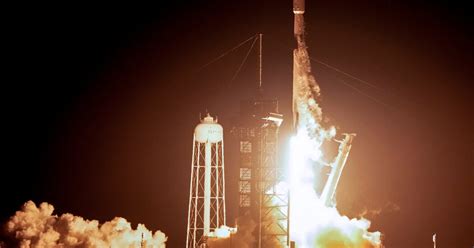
(293, 0, 305, 14)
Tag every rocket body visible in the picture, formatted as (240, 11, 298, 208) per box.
(293, 0, 305, 38)
(293, 0, 305, 14)
(292, 50, 299, 130)
(292, 0, 305, 129)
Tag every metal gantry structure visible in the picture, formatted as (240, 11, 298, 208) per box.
(186, 114, 226, 248)
(233, 96, 289, 248)
(259, 112, 289, 247)
(232, 32, 289, 248)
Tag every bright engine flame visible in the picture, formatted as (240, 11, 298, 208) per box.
(208, 225, 237, 239)
(287, 130, 381, 248)
(288, 13, 382, 245)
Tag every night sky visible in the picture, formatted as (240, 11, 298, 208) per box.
(3, 1, 472, 247)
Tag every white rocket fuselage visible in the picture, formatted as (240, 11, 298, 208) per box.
(292, 0, 305, 129)
(293, 0, 305, 41)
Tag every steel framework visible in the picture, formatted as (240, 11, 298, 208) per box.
(186, 115, 226, 248)
(234, 98, 289, 248)
(258, 114, 289, 247)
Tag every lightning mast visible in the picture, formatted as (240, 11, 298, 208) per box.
(233, 34, 289, 248)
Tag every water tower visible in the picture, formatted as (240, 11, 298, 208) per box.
(186, 114, 226, 248)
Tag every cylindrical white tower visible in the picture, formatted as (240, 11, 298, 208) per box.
(186, 114, 226, 248)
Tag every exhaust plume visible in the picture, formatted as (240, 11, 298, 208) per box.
(206, 215, 255, 248)
(289, 5, 383, 247)
(3, 201, 167, 248)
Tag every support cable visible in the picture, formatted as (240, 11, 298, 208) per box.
(269, 37, 393, 105)
(336, 78, 393, 109)
(197, 34, 257, 72)
(229, 35, 259, 84)
(310, 57, 384, 91)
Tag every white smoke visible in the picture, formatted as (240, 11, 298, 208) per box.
(3, 201, 167, 248)
(206, 215, 255, 248)
(288, 172, 381, 247)
(289, 16, 383, 248)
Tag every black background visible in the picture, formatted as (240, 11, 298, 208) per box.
(3, 1, 472, 247)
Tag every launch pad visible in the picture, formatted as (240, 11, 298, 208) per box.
(185, 0, 382, 247)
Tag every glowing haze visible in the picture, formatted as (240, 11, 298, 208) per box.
(288, 131, 381, 248)
(4, 201, 167, 248)
(288, 21, 382, 248)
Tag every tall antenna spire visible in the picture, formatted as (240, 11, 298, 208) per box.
(259, 33, 263, 89)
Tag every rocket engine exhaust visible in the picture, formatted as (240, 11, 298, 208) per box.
(288, 0, 382, 247)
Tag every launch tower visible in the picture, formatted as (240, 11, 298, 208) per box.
(233, 34, 289, 248)
(234, 96, 289, 248)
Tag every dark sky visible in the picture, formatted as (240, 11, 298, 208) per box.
(3, 1, 472, 247)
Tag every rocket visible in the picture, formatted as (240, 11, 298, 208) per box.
(293, 0, 305, 45)
(292, 0, 305, 129)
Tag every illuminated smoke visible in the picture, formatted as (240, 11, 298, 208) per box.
(4, 201, 167, 248)
(208, 225, 237, 239)
(289, 26, 382, 248)
(293, 44, 334, 145)
(288, 132, 381, 248)
(206, 215, 255, 248)
(357, 202, 400, 219)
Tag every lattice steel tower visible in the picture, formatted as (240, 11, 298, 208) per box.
(186, 114, 226, 248)
(234, 97, 288, 248)
(232, 34, 289, 248)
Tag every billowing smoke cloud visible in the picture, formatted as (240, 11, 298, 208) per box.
(3, 201, 167, 248)
(293, 43, 336, 158)
(289, 10, 383, 248)
(206, 215, 255, 248)
(357, 202, 400, 219)
(289, 183, 381, 248)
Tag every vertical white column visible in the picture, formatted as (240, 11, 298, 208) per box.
(193, 143, 200, 247)
(320, 134, 355, 207)
(186, 136, 196, 248)
(215, 142, 220, 227)
(204, 141, 212, 235)
(221, 140, 226, 226)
